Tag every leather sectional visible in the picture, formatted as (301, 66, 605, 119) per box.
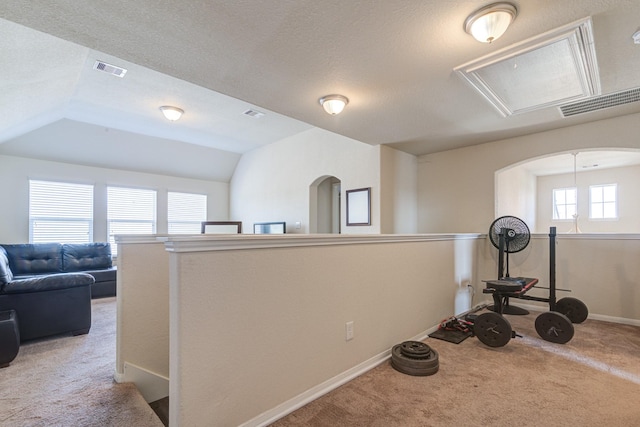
(0, 242, 116, 341)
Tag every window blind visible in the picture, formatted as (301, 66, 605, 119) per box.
(107, 186, 157, 255)
(168, 191, 207, 234)
(29, 180, 94, 243)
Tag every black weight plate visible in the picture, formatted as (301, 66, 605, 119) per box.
(535, 311, 574, 344)
(391, 358, 439, 376)
(391, 344, 439, 370)
(555, 297, 589, 324)
(474, 312, 512, 347)
(399, 341, 432, 358)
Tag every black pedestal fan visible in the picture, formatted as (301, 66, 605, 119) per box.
(488, 215, 530, 315)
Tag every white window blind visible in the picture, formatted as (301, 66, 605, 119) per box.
(107, 186, 157, 255)
(29, 180, 94, 243)
(590, 184, 617, 219)
(552, 187, 577, 220)
(168, 191, 207, 234)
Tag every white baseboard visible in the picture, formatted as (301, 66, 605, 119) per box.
(583, 313, 640, 327)
(114, 362, 169, 403)
(242, 326, 438, 427)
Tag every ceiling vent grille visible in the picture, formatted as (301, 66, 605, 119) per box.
(560, 87, 640, 117)
(243, 109, 265, 118)
(93, 60, 127, 78)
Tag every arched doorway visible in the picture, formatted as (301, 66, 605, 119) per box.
(309, 176, 341, 233)
(495, 149, 640, 233)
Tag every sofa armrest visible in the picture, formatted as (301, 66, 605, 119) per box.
(1, 273, 95, 294)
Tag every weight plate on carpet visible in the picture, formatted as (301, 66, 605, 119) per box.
(399, 341, 432, 358)
(391, 344, 439, 371)
(535, 311, 574, 344)
(391, 358, 439, 376)
(474, 312, 512, 347)
(555, 297, 589, 324)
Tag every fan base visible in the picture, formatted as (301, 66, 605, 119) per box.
(488, 304, 529, 315)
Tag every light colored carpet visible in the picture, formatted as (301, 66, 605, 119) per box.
(0, 297, 163, 427)
(272, 310, 640, 426)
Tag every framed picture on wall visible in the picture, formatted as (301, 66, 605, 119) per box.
(346, 187, 371, 226)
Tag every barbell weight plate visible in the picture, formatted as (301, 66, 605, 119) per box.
(399, 340, 432, 358)
(535, 311, 574, 344)
(474, 312, 512, 348)
(391, 358, 439, 376)
(555, 297, 589, 324)
(391, 344, 439, 370)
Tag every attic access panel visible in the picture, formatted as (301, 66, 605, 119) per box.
(454, 17, 600, 117)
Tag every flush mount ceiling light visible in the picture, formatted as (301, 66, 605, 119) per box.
(454, 17, 601, 116)
(464, 2, 518, 43)
(319, 94, 349, 115)
(159, 106, 184, 121)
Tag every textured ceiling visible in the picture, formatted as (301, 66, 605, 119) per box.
(1, 0, 640, 179)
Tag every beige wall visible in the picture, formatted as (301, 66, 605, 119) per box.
(115, 238, 170, 386)
(162, 234, 480, 426)
(0, 155, 229, 243)
(418, 112, 640, 233)
(380, 145, 418, 233)
(496, 164, 537, 230)
(231, 127, 418, 234)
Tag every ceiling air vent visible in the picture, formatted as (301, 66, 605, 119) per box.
(560, 87, 640, 117)
(93, 60, 127, 78)
(243, 109, 265, 118)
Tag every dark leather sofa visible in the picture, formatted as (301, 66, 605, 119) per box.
(5, 243, 117, 298)
(0, 242, 116, 342)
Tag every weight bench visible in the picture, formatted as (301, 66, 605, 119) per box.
(483, 277, 538, 315)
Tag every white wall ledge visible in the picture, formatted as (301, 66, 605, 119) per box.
(530, 233, 640, 240)
(161, 233, 484, 252)
(115, 232, 640, 251)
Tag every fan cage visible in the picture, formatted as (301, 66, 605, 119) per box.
(489, 216, 530, 253)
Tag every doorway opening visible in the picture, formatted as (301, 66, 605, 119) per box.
(309, 176, 341, 233)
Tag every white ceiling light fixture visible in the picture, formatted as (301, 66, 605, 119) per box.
(319, 94, 349, 115)
(159, 106, 184, 121)
(464, 2, 518, 43)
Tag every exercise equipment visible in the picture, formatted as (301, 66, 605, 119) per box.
(487, 215, 531, 315)
(475, 220, 589, 347)
(390, 341, 439, 376)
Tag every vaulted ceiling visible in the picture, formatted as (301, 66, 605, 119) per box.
(1, 1, 639, 181)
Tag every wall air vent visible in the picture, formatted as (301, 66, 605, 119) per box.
(243, 109, 265, 118)
(560, 87, 640, 117)
(93, 60, 127, 78)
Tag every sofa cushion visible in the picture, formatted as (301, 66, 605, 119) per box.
(2, 243, 63, 276)
(1, 273, 95, 294)
(62, 243, 113, 272)
(0, 247, 13, 288)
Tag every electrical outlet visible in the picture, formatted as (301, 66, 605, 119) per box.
(345, 321, 354, 341)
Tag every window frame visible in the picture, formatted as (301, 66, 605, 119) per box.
(589, 183, 618, 220)
(552, 187, 577, 221)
